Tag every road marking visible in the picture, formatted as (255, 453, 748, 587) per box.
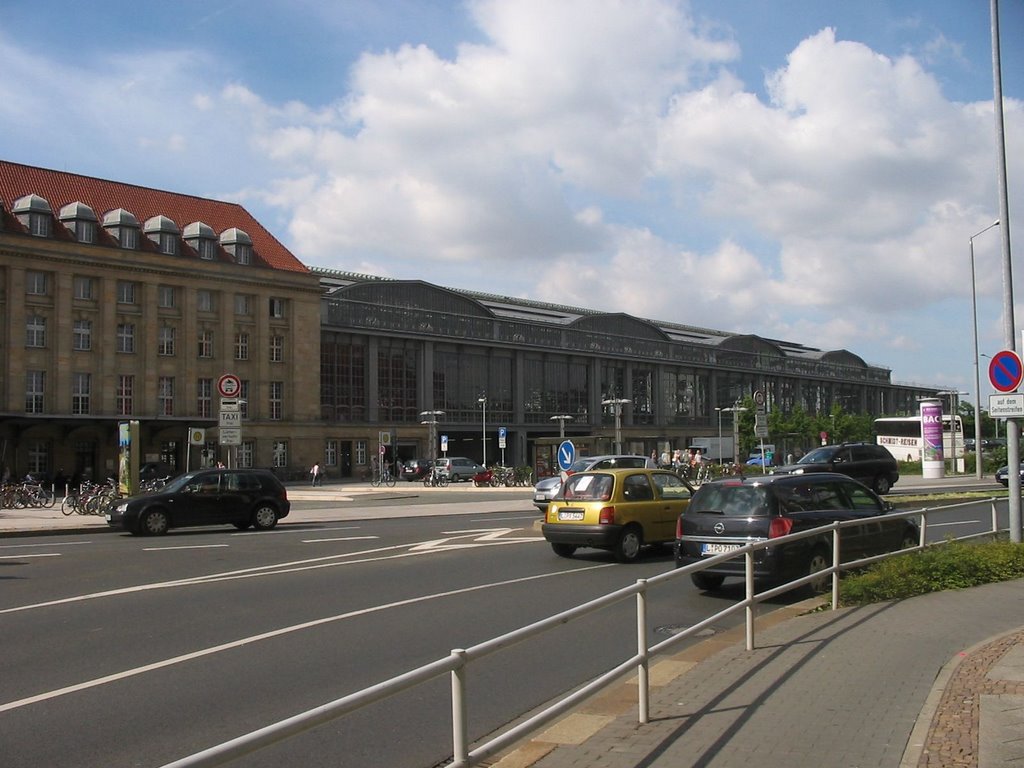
(302, 536, 379, 543)
(0, 562, 615, 713)
(143, 544, 231, 552)
(0, 541, 92, 550)
(0, 529, 542, 616)
(0, 553, 61, 560)
(929, 520, 981, 527)
(231, 525, 362, 536)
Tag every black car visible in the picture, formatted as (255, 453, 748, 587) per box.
(674, 473, 918, 593)
(770, 442, 899, 495)
(401, 459, 434, 481)
(994, 463, 1024, 487)
(106, 468, 290, 535)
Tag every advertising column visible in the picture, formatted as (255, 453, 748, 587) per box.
(919, 397, 944, 479)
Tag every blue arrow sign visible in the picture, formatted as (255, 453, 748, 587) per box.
(557, 440, 576, 472)
(989, 350, 1023, 393)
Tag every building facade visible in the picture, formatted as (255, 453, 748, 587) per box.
(0, 161, 322, 483)
(1, 161, 938, 484)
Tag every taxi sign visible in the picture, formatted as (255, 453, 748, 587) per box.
(557, 440, 576, 472)
(989, 350, 1023, 393)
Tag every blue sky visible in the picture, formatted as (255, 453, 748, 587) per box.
(2, 0, 1022, 408)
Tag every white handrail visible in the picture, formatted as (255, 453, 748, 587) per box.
(162, 497, 1010, 768)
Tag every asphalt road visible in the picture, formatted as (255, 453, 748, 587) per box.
(0, 490, 1004, 768)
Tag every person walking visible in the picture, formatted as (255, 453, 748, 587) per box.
(310, 462, 322, 487)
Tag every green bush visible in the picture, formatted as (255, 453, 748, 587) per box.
(838, 539, 1024, 605)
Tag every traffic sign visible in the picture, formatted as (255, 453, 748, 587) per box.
(498, 426, 507, 449)
(217, 373, 241, 398)
(989, 350, 1023, 393)
(557, 440, 576, 472)
(219, 410, 241, 428)
(989, 393, 1024, 418)
(219, 427, 241, 446)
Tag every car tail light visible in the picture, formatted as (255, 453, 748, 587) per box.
(675, 515, 684, 538)
(598, 506, 616, 525)
(769, 517, 793, 538)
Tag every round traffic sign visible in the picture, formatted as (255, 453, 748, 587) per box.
(989, 350, 1023, 393)
(557, 440, 576, 472)
(217, 373, 241, 398)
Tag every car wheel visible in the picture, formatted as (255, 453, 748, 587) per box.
(614, 525, 643, 563)
(252, 505, 279, 531)
(139, 509, 169, 536)
(873, 475, 892, 495)
(691, 572, 725, 591)
(805, 548, 831, 595)
(551, 543, 576, 558)
(901, 528, 919, 550)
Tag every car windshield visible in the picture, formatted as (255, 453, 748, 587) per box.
(689, 484, 772, 517)
(160, 471, 202, 493)
(562, 473, 613, 501)
(797, 447, 838, 464)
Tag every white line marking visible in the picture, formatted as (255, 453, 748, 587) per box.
(301, 536, 379, 543)
(0, 562, 614, 713)
(0, 553, 61, 560)
(929, 520, 981, 527)
(0, 541, 91, 551)
(143, 545, 231, 552)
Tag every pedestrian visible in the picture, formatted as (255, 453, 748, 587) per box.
(650, 450, 658, 467)
(310, 462, 322, 487)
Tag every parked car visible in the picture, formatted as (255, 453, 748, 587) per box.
(434, 457, 485, 482)
(106, 468, 290, 536)
(674, 473, 918, 593)
(770, 442, 899, 495)
(401, 459, 434, 481)
(533, 454, 653, 511)
(542, 468, 694, 562)
(994, 463, 1024, 487)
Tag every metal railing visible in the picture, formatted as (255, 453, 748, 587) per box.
(162, 498, 1010, 768)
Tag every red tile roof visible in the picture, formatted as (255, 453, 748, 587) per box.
(0, 160, 309, 273)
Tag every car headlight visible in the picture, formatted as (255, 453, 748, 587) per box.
(793, 468, 805, 475)
(115, 502, 129, 513)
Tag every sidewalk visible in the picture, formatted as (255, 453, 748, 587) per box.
(2, 477, 1021, 768)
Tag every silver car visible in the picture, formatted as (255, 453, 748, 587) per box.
(533, 455, 653, 511)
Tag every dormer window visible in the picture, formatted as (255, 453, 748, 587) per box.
(59, 202, 98, 244)
(13, 194, 52, 237)
(144, 215, 180, 256)
(102, 209, 140, 250)
(184, 221, 217, 260)
(220, 228, 253, 265)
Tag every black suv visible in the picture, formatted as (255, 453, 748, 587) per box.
(106, 468, 290, 535)
(770, 442, 899, 495)
(674, 473, 917, 592)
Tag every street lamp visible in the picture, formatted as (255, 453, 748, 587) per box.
(550, 415, 573, 439)
(478, 396, 487, 468)
(719, 404, 747, 464)
(601, 398, 631, 454)
(937, 390, 968, 474)
(970, 219, 1000, 479)
(419, 410, 445, 464)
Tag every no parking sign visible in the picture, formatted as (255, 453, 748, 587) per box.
(989, 350, 1023, 393)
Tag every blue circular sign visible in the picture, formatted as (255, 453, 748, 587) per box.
(989, 350, 1023, 393)
(557, 440, 576, 472)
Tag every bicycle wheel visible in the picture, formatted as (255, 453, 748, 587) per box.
(385, 472, 396, 487)
(61, 494, 77, 516)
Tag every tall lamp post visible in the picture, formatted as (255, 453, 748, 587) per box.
(419, 410, 445, 465)
(601, 398, 631, 454)
(970, 220, 1000, 479)
(715, 407, 724, 465)
(720, 404, 747, 464)
(478, 396, 487, 468)
(550, 415, 573, 439)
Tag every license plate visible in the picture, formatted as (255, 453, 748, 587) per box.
(105, 514, 112, 522)
(701, 542, 741, 555)
(557, 510, 585, 521)
(534, 493, 547, 502)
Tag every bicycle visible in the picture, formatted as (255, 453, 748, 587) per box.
(371, 464, 397, 488)
(423, 468, 449, 487)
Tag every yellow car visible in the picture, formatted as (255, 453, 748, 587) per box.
(541, 468, 694, 562)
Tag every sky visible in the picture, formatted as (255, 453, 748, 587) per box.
(2, 0, 1022, 408)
